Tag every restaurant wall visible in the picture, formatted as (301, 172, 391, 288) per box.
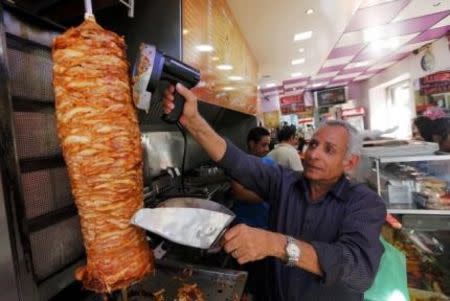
(354, 36, 450, 130)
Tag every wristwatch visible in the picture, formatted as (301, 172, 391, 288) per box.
(285, 236, 300, 267)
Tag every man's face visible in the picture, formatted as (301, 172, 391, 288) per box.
(303, 126, 357, 183)
(248, 135, 271, 157)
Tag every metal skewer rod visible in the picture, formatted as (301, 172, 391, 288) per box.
(84, 0, 95, 20)
(121, 288, 128, 301)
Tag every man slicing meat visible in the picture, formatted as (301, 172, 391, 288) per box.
(162, 84, 386, 301)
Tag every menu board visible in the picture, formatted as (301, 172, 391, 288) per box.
(183, 0, 259, 115)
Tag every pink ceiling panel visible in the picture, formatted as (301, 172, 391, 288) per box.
(282, 77, 310, 86)
(330, 79, 351, 85)
(352, 45, 389, 62)
(363, 11, 450, 41)
(339, 66, 368, 75)
(260, 86, 283, 94)
(328, 44, 366, 59)
(378, 52, 410, 64)
(345, 0, 411, 32)
(311, 78, 333, 83)
(408, 25, 450, 44)
(319, 65, 346, 74)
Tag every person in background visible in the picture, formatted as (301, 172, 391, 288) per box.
(412, 116, 434, 141)
(297, 134, 307, 154)
(268, 125, 303, 171)
(431, 117, 450, 153)
(229, 127, 274, 300)
(423, 99, 447, 120)
(231, 126, 273, 228)
(162, 84, 386, 301)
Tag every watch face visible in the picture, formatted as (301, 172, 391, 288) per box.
(287, 243, 299, 256)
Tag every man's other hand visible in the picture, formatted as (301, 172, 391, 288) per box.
(222, 224, 285, 264)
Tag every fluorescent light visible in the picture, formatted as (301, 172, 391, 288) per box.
(298, 48, 305, 53)
(305, 8, 314, 15)
(294, 31, 312, 42)
(217, 64, 233, 70)
(183, 29, 189, 35)
(363, 26, 383, 42)
(378, 37, 401, 50)
(265, 83, 276, 88)
(291, 72, 303, 78)
(223, 86, 235, 91)
(211, 56, 220, 61)
(228, 75, 243, 81)
(195, 44, 214, 52)
(291, 58, 305, 65)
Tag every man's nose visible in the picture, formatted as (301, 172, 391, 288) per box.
(307, 146, 320, 159)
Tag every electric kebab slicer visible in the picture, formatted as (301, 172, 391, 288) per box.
(132, 43, 201, 123)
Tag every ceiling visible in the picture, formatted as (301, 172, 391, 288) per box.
(7, 0, 450, 98)
(227, 0, 361, 88)
(227, 0, 450, 97)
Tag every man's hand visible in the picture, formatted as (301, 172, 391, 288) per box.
(222, 224, 286, 265)
(162, 83, 200, 127)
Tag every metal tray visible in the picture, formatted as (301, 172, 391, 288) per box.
(126, 259, 247, 301)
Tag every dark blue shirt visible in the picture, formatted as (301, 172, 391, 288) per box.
(232, 156, 275, 229)
(218, 140, 386, 301)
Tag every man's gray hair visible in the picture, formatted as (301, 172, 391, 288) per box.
(319, 120, 362, 156)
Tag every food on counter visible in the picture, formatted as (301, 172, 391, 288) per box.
(176, 283, 206, 301)
(52, 18, 153, 292)
(409, 288, 450, 301)
(153, 289, 166, 301)
(416, 177, 450, 209)
(387, 229, 449, 296)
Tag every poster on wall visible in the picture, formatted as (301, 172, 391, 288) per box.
(279, 93, 305, 114)
(261, 93, 280, 112)
(416, 70, 450, 114)
(419, 71, 450, 95)
(262, 111, 281, 129)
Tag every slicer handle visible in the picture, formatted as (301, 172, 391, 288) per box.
(162, 90, 185, 123)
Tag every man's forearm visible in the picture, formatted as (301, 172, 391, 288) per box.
(231, 181, 263, 203)
(184, 115, 226, 162)
(268, 232, 323, 276)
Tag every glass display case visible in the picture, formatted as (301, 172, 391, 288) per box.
(364, 154, 450, 214)
(362, 153, 450, 299)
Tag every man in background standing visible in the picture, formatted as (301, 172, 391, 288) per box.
(268, 125, 303, 171)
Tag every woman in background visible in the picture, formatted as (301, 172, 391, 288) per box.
(432, 117, 450, 153)
(412, 116, 434, 141)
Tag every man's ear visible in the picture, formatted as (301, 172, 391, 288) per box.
(343, 154, 360, 172)
(248, 141, 256, 150)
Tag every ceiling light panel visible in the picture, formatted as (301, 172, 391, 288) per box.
(293, 31, 313, 42)
(291, 58, 306, 65)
